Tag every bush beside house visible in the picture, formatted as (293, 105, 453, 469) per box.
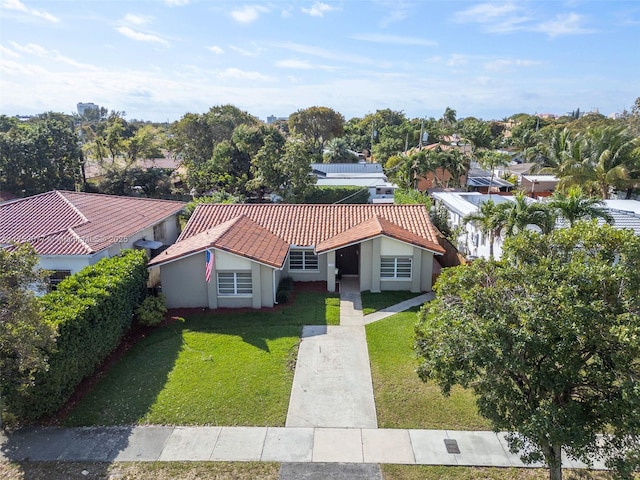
(5, 250, 148, 420)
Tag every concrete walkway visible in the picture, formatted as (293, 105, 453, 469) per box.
(285, 277, 377, 428)
(0, 425, 606, 469)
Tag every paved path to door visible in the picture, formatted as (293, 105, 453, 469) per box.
(285, 277, 378, 428)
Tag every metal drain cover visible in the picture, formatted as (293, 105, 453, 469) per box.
(444, 439, 461, 454)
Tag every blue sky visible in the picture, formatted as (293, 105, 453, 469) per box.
(1, 1, 639, 122)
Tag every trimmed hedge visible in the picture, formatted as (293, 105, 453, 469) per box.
(303, 186, 370, 204)
(6, 249, 148, 420)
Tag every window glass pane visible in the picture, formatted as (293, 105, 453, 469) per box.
(290, 250, 318, 270)
(217, 272, 252, 295)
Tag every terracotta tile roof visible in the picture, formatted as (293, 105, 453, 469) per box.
(149, 215, 290, 268)
(179, 204, 444, 256)
(316, 215, 445, 254)
(0, 191, 185, 255)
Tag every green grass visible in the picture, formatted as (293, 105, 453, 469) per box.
(366, 309, 491, 430)
(381, 465, 618, 480)
(361, 290, 424, 315)
(64, 290, 338, 427)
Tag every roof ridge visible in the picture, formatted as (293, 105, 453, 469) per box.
(61, 190, 186, 205)
(66, 227, 94, 253)
(56, 190, 89, 224)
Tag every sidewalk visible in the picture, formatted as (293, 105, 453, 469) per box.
(0, 425, 606, 469)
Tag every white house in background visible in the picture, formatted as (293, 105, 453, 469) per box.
(0, 190, 185, 286)
(148, 204, 445, 309)
(431, 192, 520, 260)
(432, 194, 640, 261)
(311, 163, 398, 203)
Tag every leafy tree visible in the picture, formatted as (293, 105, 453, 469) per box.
(288, 106, 345, 155)
(169, 105, 259, 194)
(416, 223, 640, 480)
(0, 244, 56, 426)
(0, 116, 83, 196)
(393, 188, 431, 208)
(277, 140, 316, 202)
(547, 186, 613, 227)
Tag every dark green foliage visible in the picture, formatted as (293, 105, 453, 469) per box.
(135, 294, 168, 326)
(275, 277, 294, 304)
(303, 186, 370, 204)
(5, 250, 148, 420)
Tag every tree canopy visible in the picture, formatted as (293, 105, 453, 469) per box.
(416, 222, 640, 480)
(288, 106, 345, 156)
(0, 244, 56, 425)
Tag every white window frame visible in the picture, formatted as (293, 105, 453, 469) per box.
(217, 271, 252, 296)
(380, 256, 412, 280)
(289, 249, 319, 272)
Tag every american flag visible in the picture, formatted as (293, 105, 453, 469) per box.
(205, 249, 214, 282)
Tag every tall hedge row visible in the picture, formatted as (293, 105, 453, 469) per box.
(303, 186, 370, 204)
(7, 249, 148, 420)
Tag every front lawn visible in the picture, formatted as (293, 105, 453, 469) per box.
(360, 290, 423, 315)
(64, 290, 339, 426)
(366, 309, 491, 430)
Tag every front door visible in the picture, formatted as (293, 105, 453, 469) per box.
(336, 244, 359, 275)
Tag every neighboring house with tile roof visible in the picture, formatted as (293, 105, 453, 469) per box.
(148, 204, 445, 309)
(0, 190, 185, 286)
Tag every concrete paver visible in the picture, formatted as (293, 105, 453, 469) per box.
(159, 426, 221, 461)
(362, 429, 415, 464)
(363, 292, 434, 324)
(262, 427, 314, 463)
(113, 426, 173, 461)
(209, 426, 267, 461)
(312, 428, 363, 463)
(58, 427, 130, 462)
(408, 429, 459, 465)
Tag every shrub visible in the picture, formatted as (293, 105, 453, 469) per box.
(276, 277, 294, 304)
(303, 186, 369, 204)
(5, 249, 148, 420)
(135, 294, 168, 326)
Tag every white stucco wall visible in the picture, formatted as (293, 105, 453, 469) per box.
(37, 256, 92, 276)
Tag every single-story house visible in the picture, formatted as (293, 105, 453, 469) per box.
(148, 204, 445, 309)
(0, 190, 185, 286)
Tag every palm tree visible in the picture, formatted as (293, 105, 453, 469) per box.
(464, 199, 506, 259)
(498, 192, 557, 236)
(547, 186, 613, 227)
(552, 126, 637, 198)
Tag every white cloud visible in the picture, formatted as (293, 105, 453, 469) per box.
(229, 5, 269, 24)
(216, 68, 272, 82)
(484, 58, 542, 72)
(301, 2, 336, 17)
(447, 54, 469, 67)
(207, 45, 224, 54)
(275, 59, 338, 71)
(122, 13, 152, 26)
(535, 12, 595, 37)
(0, 0, 59, 22)
(117, 26, 169, 47)
(453, 2, 520, 23)
(6, 41, 101, 71)
(274, 41, 372, 65)
(0, 45, 20, 58)
(351, 33, 437, 47)
(229, 45, 261, 57)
